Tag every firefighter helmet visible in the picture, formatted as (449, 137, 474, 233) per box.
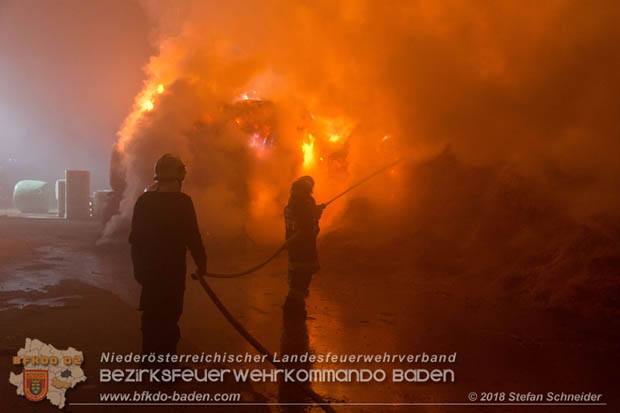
(299, 175, 314, 187)
(154, 154, 186, 182)
(291, 175, 314, 195)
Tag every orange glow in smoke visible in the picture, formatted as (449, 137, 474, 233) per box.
(117, 82, 168, 151)
(297, 115, 355, 173)
(141, 99, 154, 112)
(139, 83, 165, 112)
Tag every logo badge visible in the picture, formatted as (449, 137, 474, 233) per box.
(23, 370, 48, 402)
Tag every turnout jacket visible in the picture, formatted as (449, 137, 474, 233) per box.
(284, 194, 322, 273)
(129, 191, 207, 309)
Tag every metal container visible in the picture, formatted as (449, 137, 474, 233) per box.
(65, 170, 90, 219)
(92, 190, 114, 218)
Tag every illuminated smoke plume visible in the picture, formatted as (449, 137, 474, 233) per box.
(102, 0, 620, 245)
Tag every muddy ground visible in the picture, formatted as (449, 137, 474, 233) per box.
(0, 215, 618, 412)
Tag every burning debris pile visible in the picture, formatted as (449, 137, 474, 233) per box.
(102, 81, 377, 244)
(99, 1, 620, 315)
(325, 149, 620, 320)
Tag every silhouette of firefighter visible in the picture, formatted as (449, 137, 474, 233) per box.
(284, 176, 325, 298)
(278, 290, 312, 411)
(279, 176, 324, 409)
(129, 154, 207, 358)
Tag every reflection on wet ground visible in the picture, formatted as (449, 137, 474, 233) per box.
(0, 218, 139, 305)
(1, 217, 619, 412)
(0, 295, 82, 311)
(278, 291, 312, 412)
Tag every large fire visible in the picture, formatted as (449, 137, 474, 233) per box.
(105, 75, 397, 243)
(98, 0, 620, 259)
(102, 0, 452, 245)
(104, 49, 404, 243)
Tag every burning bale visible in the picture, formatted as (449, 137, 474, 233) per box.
(95, 0, 620, 320)
(102, 89, 370, 244)
(228, 99, 277, 150)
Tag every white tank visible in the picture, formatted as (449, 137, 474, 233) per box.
(12, 180, 54, 213)
(56, 179, 66, 218)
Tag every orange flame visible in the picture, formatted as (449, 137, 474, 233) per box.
(117, 83, 167, 151)
(302, 133, 315, 168)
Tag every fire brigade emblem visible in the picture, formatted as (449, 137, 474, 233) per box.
(23, 370, 48, 402)
(10, 338, 86, 409)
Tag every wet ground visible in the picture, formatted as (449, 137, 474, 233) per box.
(0, 215, 618, 412)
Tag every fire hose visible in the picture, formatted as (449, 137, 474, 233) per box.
(192, 159, 403, 411)
(322, 159, 403, 206)
(202, 237, 293, 279)
(202, 158, 402, 279)
(192, 272, 336, 412)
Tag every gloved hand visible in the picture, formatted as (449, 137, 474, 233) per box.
(192, 267, 206, 280)
(196, 264, 207, 276)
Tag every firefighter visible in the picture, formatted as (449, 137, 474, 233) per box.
(284, 176, 325, 298)
(129, 154, 207, 359)
(278, 176, 323, 408)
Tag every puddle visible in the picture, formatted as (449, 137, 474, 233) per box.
(0, 269, 62, 292)
(0, 295, 82, 311)
(0, 242, 139, 307)
(0, 245, 100, 293)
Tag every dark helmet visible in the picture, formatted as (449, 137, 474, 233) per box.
(291, 175, 314, 196)
(154, 154, 186, 182)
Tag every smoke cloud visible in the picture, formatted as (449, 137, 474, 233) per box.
(105, 0, 620, 246)
(0, 0, 153, 189)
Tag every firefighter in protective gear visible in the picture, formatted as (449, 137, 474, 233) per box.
(284, 176, 325, 297)
(129, 154, 206, 359)
(280, 176, 323, 405)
